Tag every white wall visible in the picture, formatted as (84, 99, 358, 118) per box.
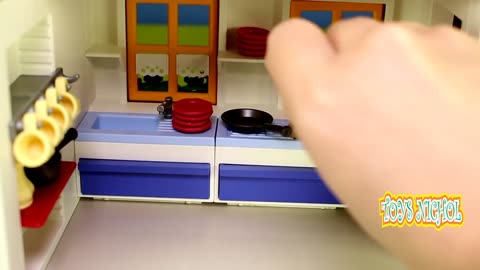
(395, 0, 480, 39)
(49, 0, 95, 129)
(17, 17, 56, 76)
(429, 0, 480, 38)
(0, 0, 51, 268)
(7, 17, 56, 87)
(394, 0, 432, 23)
(85, 0, 119, 48)
(7, 42, 20, 84)
(467, 1, 480, 38)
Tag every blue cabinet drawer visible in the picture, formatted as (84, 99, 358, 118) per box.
(218, 164, 340, 204)
(78, 158, 210, 199)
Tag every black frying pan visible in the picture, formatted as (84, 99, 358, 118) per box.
(221, 109, 294, 138)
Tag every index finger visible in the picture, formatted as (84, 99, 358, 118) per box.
(265, 18, 336, 123)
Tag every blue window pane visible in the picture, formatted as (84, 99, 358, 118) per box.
(342, 11, 374, 19)
(301, 11, 333, 29)
(178, 4, 210, 46)
(137, 3, 168, 24)
(178, 5, 210, 25)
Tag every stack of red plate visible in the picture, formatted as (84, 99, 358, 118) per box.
(172, 98, 213, 133)
(236, 27, 270, 57)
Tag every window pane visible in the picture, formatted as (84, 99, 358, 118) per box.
(177, 54, 209, 93)
(137, 3, 168, 45)
(342, 11, 374, 19)
(178, 5, 210, 46)
(136, 53, 169, 92)
(301, 10, 333, 29)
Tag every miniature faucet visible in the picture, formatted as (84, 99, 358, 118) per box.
(157, 96, 173, 119)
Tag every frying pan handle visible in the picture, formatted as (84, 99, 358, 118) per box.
(263, 123, 294, 138)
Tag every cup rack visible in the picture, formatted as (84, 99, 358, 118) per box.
(9, 68, 80, 141)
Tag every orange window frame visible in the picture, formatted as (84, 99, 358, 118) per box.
(126, 0, 218, 104)
(291, 0, 385, 23)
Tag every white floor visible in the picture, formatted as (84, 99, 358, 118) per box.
(47, 200, 406, 270)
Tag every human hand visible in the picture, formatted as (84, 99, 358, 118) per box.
(265, 18, 480, 270)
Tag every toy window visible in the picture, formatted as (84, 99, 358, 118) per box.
(291, 1, 385, 29)
(126, 0, 218, 104)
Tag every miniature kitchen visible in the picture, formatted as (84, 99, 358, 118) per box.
(1, 0, 478, 269)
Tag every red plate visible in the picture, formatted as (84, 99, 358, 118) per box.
(237, 36, 267, 46)
(174, 98, 213, 117)
(173, 118, 211, 128)
(238, 39, 266, 47)
(238, 48, 266, 57)
(237, 27, 270, 42)
(238, 40, 266, 51)
(173, 110, 213, 122)
(173, 119, 212, 133)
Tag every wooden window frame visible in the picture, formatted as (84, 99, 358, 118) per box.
(126, 0, 218, 104)
(291, 0, 385, 23)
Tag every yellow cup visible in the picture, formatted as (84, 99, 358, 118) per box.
(55, 77, 81, 120)
(16, 162, 35, 209)
(13, 113, 55, 168)
(45, 87, 72, 132)
(34, 99, 63, 147)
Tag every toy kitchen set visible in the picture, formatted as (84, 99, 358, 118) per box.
(75, 0, 402, 208)
(2, 0, 479, 269)
(77, 0, 369, 208)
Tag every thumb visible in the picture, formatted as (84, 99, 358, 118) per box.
(265, 19, 336, 127)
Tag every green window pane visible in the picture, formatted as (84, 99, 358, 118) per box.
(137, 3, 168, 45)
(178, 5, 210, 46)
(136, 53, 169, 92)
(177, 54, 209, 93)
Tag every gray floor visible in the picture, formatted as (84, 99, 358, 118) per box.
(47, 200, 406, 270)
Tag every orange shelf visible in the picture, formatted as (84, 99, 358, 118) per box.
(21, 161, 77, 228)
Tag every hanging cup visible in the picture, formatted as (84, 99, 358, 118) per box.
(13, 113, 55, 168)
(45, 87, 72, 132)
(34, 99, 64, 147)
(55, 77, 81, 120)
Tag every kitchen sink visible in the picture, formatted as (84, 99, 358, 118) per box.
(76, 112, 217, 146)
(91, 113, 173, 132)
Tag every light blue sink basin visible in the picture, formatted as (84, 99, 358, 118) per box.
(91, 113, 171, 132)
(77, 112, 217, 146)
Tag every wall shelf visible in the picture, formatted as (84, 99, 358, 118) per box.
(20, 161, 77, 228)
(10, 75, 52, 118)
(218, 50, 265, 64)
(85, 43, 122, 59)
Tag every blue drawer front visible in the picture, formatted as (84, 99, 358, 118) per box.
(79, 159, 210, 199)
(219, 164, 340, 204)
